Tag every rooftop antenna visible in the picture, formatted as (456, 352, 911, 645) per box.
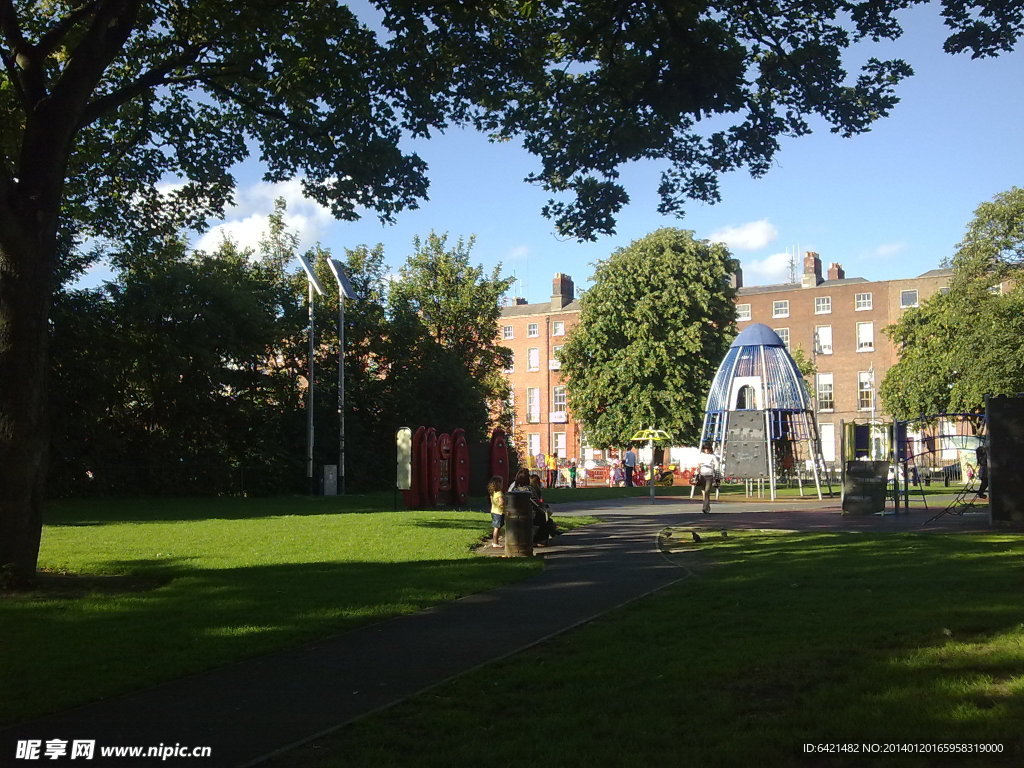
(787, 246, 798, 284)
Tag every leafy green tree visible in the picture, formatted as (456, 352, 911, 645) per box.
(2, 0, 1022, 579)
(385, 233, 514, 444)
(559, 228, 737, 447)
(881, 188, 1024, 420)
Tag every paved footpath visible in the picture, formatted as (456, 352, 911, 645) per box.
(1, 494, 999, 767)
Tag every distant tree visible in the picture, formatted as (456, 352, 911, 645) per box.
(558, 229, 737, 447)
(385, 233, 514, 444)
(4, 0, 1023, 581)
(881, 188, 1024, 420)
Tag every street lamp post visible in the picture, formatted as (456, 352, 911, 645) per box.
(327, 259, 356, 496)
(297, 252, 325, 494)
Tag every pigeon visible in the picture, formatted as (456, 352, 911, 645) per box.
(691, 531, 702, 543)
(721, 530, 728, 538)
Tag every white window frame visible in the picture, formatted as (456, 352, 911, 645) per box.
(502, 325, 514, 339)
(855, 293, 872, 311)
(772, 300, 789, 318)
(900, 289, 919, 308)
(553, 432, 567, 459)
(550, 345, 563, 370)
(526, 388, 541, 423)
(819, 423, 836, 462)
(857, 371, 874, 410)
(736, 303, 751, 321)
(552, 320, 565, 336)
(856, 321, 874, 352)
(527, 347, 540, 371)
(527, 322, 540, 337)
(527, 433, 541, 458)
(815, 325, 832, 355)
(816, 373, 834, 411)
(774, 327, 790, 347)
(814, 296, 831, 314)
(553, 385, 567, 411)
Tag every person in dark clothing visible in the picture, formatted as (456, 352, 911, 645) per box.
(976, 444, 989, 499)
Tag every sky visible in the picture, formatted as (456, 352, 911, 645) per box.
(80, 6, 1024, 302)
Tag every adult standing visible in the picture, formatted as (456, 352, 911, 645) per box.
(622, 447, 637, 487)
(976, 443, 989, 499)
(695, 443, 722, 514)
(546, 452, 557, 488)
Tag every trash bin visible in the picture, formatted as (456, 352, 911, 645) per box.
(504, 490, 535, 557)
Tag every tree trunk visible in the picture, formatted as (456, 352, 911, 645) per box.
(0, 214, 56, 587)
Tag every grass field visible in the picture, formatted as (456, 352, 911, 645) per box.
(275, 527, 1024, 767)
(1, 494, 580, 724)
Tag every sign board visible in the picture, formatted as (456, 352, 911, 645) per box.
(723, 410, 768, 478)
(842, 460, 889, 515)
(396, 427, 412, 490)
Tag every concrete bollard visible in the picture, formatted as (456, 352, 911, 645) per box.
(504, 491, 535, 557)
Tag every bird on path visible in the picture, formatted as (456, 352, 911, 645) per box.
(691, 531, 702, 543)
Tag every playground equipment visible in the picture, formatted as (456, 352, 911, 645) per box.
(701, 324, 829, 500)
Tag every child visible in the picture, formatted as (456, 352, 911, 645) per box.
(569, 460, 577, 488)
(487, 476, 505, 548)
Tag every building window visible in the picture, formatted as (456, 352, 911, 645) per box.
(774, 327, 790, 347)
(816, 373, 834, 411)
(856, 321, 874, 352)
(526, 387, 540, 422)
(736, 304, 751, 321)
(858, 371, 874, 410)
(504, 352, 514, 374)
(900, 289, 919, 308)
(772, 300, 789, 318)
(550, 345, 563, 369)
(552, 320, 565, 336)
(819, 423, 836, 462)
(527, 322, 539, 337)
(553, 432, 567, 459)
(815, 325, 832, 355)
(527, 433, 541, 458)
(815, 296, 831, 314)
(553, 385, 567, 410)
(855, 293, 872, 311)
(527, 347, 540, 371)
(502, 325, 513, 339)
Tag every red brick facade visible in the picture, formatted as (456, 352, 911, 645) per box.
(499, 259, 955, 464)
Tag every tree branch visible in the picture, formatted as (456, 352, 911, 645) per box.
(34, 0, 104, 58)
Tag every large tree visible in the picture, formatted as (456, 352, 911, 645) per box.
(881, 187, 1024, 420)
(558, 228, 737, 447)
(1, 1, 1021, 581)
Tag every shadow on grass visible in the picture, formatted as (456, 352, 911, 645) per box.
(0, 553, 539, 725)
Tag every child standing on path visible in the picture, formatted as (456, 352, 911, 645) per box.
(488, 476, 505, 548)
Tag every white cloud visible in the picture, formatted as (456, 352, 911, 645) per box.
(505, 245, 530, 262)
(742, 251, 795, 286)
(193, 179, 334, 255)
(708, 219, 778, 251)
(868, 242, 908, 259)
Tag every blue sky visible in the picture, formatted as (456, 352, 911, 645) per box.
(81, 6, 1023, 302)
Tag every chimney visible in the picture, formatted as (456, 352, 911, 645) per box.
(827, 262, 845, 281)
(801, 252, 822, 289)
(551, 273, 574, 311)
(729, 263, 743, 290)
(512, 297, 528, 306)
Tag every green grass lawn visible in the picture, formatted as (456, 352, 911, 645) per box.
(1, 494, 552, 724)
(280, 528, 1024, 767)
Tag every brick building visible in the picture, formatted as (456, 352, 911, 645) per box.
(498, 274, 582, 467)
(498, 257, 954, 466)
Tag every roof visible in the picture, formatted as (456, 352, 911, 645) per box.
(499, 300, 581, 318)
(737, 277, 868, 295)
(730, 323, 785, 348)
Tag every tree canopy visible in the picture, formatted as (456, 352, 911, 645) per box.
(880, 187, 1024, 420)
(558, 228, 737, 447)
